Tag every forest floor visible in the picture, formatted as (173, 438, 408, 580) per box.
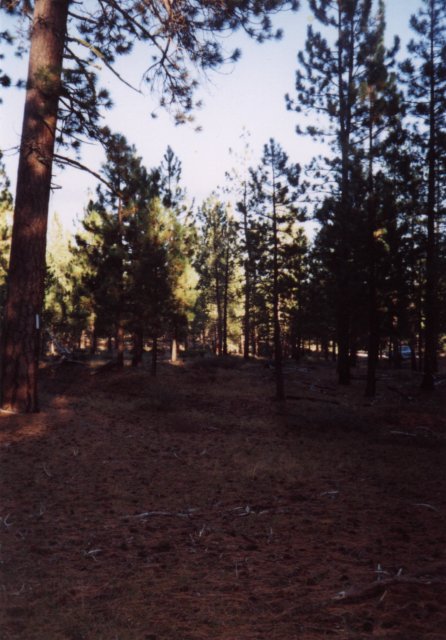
(1, 354, 446, 640)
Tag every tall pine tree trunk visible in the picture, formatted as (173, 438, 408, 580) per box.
(222, 242, 230, 356)
(171, 323, 178, 363)
(132, 326, 144, 367)
(214, 270, 223, 356)
(421, 18, 438, 391)
(365, 113, 379, 398)
(365, 239, 379, 396)
(272, 190, 284, 401)
(151, 335, 158, 376)
(242, 198, 252, 360)
(335, 4, 354, 387)
(1, 0, 69, 413)
(171, 336, 178, 363)
(116, 197, 125, 368)
(243, 263, 250, 359)
(90, 326, 97, 356)
(116, 321, 125, 368)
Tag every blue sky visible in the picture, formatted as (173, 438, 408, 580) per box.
(1, 0, 422, 231)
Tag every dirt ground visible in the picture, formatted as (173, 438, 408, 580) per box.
(1, 355, 445, 640)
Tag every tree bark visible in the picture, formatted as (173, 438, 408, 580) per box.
(334, 4, 355, 387)
(243, 264, 250, 359)
(365, 108, 379, 398)
(116, 321, 125, 368)
(171, 324, 178, 363)
(171, 336, 178, 363)
(214, 265, 223, 356)
(271, 171, 284, 401)
(222, 241, 230, 356)
(241, 192, 253, 360)
(132, 327, 144, 367)
(1, 0, 69, 413)
(421, 7, 438, 391)
(115, 197, 125, 369)
(151, 335, 158, 376)
(90, 326, 97, 356)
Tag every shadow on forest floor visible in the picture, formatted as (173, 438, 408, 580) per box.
(1, 355, 445, 639)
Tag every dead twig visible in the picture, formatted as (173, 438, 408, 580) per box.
(128, 509, 199, 519)
(83, 548, 102, 561)
(333, 564, 446, 604)
(412, 502, 440, 513)
(0, 514, 13, 528)
(286, 395, 340, 405)
(42, 463, 52, 478)
(390, 430, 417, 438)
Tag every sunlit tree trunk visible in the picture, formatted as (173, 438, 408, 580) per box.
(171, 336, 178, 363)
(0, 0, 69, 413)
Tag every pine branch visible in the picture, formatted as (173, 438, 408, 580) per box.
(72, 37, 142, 94)
(53, 153, 119, 196)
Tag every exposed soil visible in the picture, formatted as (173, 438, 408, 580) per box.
(1, 356, 445, 639)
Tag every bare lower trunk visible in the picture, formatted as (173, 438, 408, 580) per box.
(421, 12, 438, 391)
(272, 197, 284, 401)
(365, 129, 378, 398)
(337, 308, 351, 385)
(365, 319, 379, 397)
(90, 327, 97, 356)
(243, 276, 250, 359)
(116, 321, 125, 368)
(0, 0, 69, 413)
(222, 243, 230, 356)
(132, 328, 144, 367)
(151, 335, 158, 377)
(171, 332, 178, 363)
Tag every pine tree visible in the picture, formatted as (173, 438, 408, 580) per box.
(250, 139, 302, 400)
(401, 0, 446, 389)
(357, 2, 402, 396)
(195, 197, 238, 356)
(287, 0, 384, 385)
(44, 213, 78, 348)
(281, 226, 309, 360)
(225, 131, 258, 359)
(305, 231, 337, 359)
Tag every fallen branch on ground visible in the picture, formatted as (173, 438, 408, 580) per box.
(332, 564, 446, 604)
(286, 395, 340, 405)
(390, 429, 445, 446)
(412, 502, 440, 513)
